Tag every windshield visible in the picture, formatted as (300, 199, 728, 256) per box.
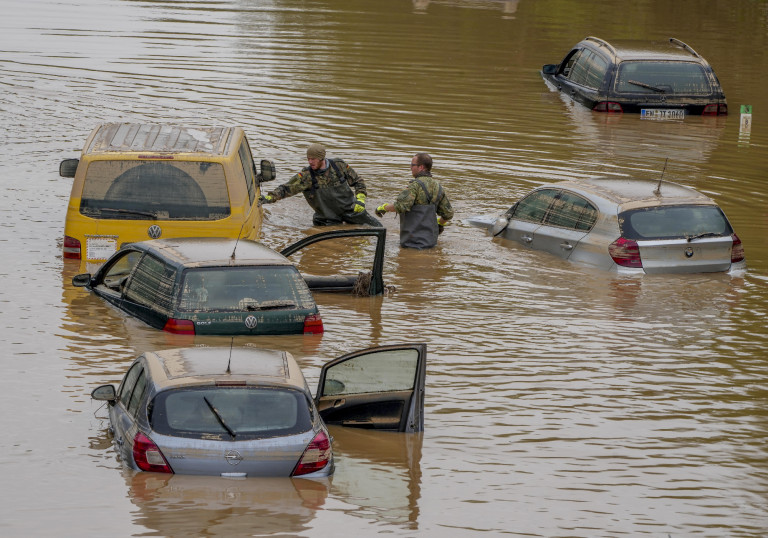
(150, 387, 312, 440)
(177, 266, 316, 313)
(80, 160, 231, 220)
(619, 205, 733, 240)
(615, 61, 712, 95)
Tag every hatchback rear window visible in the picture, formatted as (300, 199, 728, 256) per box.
(615, 61, 712, 95)
(80, 161, 231, 220)
(150, 387, 312, 440)
(177, 266, 316, 313)
(619, 205, 732, 240)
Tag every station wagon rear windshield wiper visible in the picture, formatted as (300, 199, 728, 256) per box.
(627, 79, 666, 93)
(203, 396, 236, 439)
(245, 301, 297, 311)
(686, 232, 721, 242)
(96, 207, 158, 219)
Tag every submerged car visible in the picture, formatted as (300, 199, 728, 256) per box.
(91, 344, 426, 477)
(541, 37, 727, 117)
(59, 123, 276, 267)
(71, 228, 386, 335)
(467, 177, 745, 274)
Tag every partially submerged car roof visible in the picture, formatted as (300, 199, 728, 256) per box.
(84, 123, 237, 157)
(143, 347, 308, 391)
(582, 36, 711, 64)
(131, 237, 292, 268)
(550, 177, 717, 210)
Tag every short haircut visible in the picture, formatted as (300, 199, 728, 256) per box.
(414, 152, 432, 171)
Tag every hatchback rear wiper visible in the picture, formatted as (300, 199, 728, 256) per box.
(203, 396, 236, 439)
(97, 207, 158, 219)
(686, 232, 721, 242)
(627, 79, 666, 93)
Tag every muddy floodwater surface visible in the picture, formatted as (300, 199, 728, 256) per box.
(2, 0, 768, 536)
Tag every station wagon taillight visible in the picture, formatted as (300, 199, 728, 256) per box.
(731, 233, 745, 263)
(593, 101, 623, 113)
(291, 430, 331, 477)
(163, 318, 195, 335)
(609, 237, 642, 268)
(133, 432, 173, 474)
(63, 236, 81, 259)
(303, 314, 324, 334)
(702, 104, 728, 116)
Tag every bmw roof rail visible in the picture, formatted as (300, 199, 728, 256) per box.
(669, 38, 701, 58)
(584, 36, 617, 56)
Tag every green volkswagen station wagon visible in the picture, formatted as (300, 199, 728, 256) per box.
(71, 229, 386, 335)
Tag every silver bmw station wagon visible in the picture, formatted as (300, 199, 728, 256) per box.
(91, 344, 426, 477)
(468, 178, 745, 274)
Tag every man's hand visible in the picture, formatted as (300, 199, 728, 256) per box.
(260, 194, 276, 204)
(354, 193, 366, 213)
(376, 203, 389, 218)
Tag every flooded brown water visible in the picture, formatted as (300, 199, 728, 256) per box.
(2, 0, 768, 535)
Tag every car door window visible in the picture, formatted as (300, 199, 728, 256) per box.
(100, 250, 143, 291)
(118, 362, 142, 407)
(544, 191, 598, 231)
(238, 138, 257, 206)
(126, 370, 147, 418)
(568, 50, 607, 89)
(512, 189, 559, 224)
(123, 254, 178, 316)
(560, 49, 582, 77)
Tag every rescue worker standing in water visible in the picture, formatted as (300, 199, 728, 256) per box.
(375, 152, 453, 249)
(261, 143, 382, 227)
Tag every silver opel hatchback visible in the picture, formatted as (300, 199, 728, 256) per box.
(467, 178, 745, 274)
(91, 344, 426, 477)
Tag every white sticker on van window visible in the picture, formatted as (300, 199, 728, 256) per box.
(86, 236, 117, 261)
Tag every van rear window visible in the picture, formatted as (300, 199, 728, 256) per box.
(619, 205, 732, 240)
(150, 387, 312, 440)
(79, 161, 230, 220)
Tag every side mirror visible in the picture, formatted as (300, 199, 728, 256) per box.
(72, 273, 93, 287)
(258, 159, 276, 182)
(59, 158, 79, 178)
(91, 384, 117, 402)
(542, 64, 558, 75)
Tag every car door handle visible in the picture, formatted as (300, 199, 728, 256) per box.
(521, 234, 533, 244)
(560, 242, 574, 250)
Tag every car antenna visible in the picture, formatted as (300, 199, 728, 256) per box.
(226, 337, 233, 374)
(231, 220, 248, 260)
(654, 158, 668, 196)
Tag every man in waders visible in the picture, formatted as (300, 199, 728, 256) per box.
(261, 143, 382, 227)
(375, 152, 453, 249)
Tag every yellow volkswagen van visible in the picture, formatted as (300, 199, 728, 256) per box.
(59, 123, 275, 269)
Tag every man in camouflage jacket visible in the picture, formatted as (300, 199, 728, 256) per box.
(262, 143, 382, 227)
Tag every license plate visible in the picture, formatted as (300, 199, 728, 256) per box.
(641, 108, 685, 120)
(86, 236, 118, 261)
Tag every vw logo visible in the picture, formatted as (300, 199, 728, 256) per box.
(684, 247, 694, 258)
(244, 315, 258, 329)
(224, 450, 243, 466)
(147, 225, 162, 239)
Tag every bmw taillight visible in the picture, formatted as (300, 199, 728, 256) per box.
(163, 318, 195, 335)
(593, 101, 623, 113)
(63, 236, 81, 259)
(609, 237, 642, 268)
(133, 432, 173, 474)
(731, 233, 745, 263)
(703, 104, 727, 116)
(291, 431, 331, 477)
(303, 313, 324, 334)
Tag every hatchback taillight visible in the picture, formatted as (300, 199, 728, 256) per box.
(609, 237, 642, 268)
(63, 236, 81, 259)
(163, 318, 195, 335)
(593, 101, 623, 113)
(303, 313, 324, 334)
(133, 432, 173, 474)
(731, 233, 745, 263)
(291, 431, 331, 477)
(702, 104, 727, 116)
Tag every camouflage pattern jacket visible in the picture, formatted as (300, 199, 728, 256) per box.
(268, 158, 367, 201)
(393, 172, 453, 221)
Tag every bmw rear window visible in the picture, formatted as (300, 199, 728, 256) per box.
(150, 387, 312, 440)
(615, 62, 712, 95)
(619, 205, 733, 240)
(80, 160, 231, 220)
(177, 266, 316, 313)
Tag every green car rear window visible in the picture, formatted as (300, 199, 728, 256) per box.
(150, 387, 312, 440)
(615, 61, 712, 95)
(619, 205, 732, 240)
(80, 160, 231, 220)
(177, 266, 316, 313)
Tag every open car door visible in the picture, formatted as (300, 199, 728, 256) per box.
(315, 344, 426, 433)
